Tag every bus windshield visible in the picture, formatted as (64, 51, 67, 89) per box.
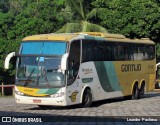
(16, 41, 67, 88)
(21, 41, 66, 55)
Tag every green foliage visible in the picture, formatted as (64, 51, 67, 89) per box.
(1, 0, 160, 83)
(156, 43, 160, 62)
(91, 0, 160, 60)
(57, 0, 107, 33)
(92, 0, 160, 40)
(0, 0, 65, 84)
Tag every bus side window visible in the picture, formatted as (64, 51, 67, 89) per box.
(146, 45, 155, 60)
(82, 40, 95, 62)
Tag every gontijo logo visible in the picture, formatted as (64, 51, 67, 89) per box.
(82, 68, 93, 74)
(121, 64, 141, 72)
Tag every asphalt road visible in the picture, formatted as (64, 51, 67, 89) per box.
(0, 91, 160, 124)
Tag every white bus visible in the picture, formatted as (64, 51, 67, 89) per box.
(5, 32, 156, 107)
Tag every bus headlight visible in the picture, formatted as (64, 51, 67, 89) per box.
(50, 92, 64, 98)
(15, 91, 24, 96)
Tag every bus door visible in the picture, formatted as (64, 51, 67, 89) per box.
(66, 40, 82, 105)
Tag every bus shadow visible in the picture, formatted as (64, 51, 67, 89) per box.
(27, 97, 125, 110)
(142, 91, 160, 98)
(92, 91, 160, 107)
(27, 91, 160, 110)
(91, 97, 125, 108)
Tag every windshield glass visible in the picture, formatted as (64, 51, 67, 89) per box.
(21, 41, 66, 55)
(16, 41, 67, 88)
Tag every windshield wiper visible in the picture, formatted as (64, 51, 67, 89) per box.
(43, 69, 51, 88)
(24, 68, 35, 87)
(45, 76, 50, 88)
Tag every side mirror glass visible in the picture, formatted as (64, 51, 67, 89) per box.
(61, 53, 68, 72)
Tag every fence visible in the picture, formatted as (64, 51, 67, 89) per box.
(0, 83, 15, 96)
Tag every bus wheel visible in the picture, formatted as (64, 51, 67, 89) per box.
(132, 84, 140, 100)
(140, 84, 145, 96)
(81, 89, 92, 107)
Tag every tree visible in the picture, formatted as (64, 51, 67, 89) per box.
(0, 0, 10, 13)
(92, 0, 160, 60)
(92, 0, 160, 40)
(1, 0, 160, 84)
(0, 0, 65, 84)
(57, 0, 107, 33)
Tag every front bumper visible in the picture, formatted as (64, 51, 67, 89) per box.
(15, 94, 67, 106)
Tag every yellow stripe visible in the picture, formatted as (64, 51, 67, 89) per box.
(17, 86, 48, 96)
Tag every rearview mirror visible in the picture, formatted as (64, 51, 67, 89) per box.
(4, 52, 16, 69)
(61, 53, 68, 72)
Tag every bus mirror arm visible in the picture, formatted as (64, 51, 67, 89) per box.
(156, 63, 160, 71)
(4, 52, 16, 69)
(61, 53, 69, 73)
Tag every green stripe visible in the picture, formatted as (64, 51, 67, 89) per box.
(104, 62, 120, 91)
(83, 35, 105, 41)
(94, 61, 121, 92)
(36, 88, 60, 94)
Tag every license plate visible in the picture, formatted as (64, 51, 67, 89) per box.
(33, 99, 41, 103)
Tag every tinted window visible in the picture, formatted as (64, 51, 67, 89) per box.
(67, 40, 81, 85)
(82, 40, 155, 62)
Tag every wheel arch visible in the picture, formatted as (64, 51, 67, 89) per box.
(131, 80, 139, 94)
(140, 79, 145, 88)
(80, 85, 91, 103)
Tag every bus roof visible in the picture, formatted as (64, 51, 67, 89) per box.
(22, 33, 78, 41)
(22, 32, 154, 44)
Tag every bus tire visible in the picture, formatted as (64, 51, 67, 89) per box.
(81, 89, 92, 107)
(140, 83, 145, 96)
(132, 84, 139, 100)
